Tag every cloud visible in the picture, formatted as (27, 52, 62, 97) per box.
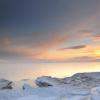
(1, 44, 100, 62)
(93, 35, 100, 41)
(0, 46, 43, 60)
(63, 56, 100, 62)
(0, 33, 99, 63)
(59, 45, 86, 50)
(0, 33, 68, 61)
(31, 56, 100, 63)
(0, 36, 42, 60)
(79, 30, 93, 35)
(32, 34, 68, 50)
(0, 37, 12, 48)
(75, 30, 94, 42)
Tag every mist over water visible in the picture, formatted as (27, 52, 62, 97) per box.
(0, 62, 100, 81)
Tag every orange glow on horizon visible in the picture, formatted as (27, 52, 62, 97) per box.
(20, 62, 100, 81)
(35, 45, 100, 61)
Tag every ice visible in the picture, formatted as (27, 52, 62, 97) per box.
(0, 72, 100, 100)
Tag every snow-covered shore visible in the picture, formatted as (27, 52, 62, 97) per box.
(0, 72, 100, 100)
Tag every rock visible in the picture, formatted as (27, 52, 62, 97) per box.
(36, 76, 63, 87)
(0, 79, 13, 90)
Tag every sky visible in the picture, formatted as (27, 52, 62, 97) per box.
(0, 0, 100, 80)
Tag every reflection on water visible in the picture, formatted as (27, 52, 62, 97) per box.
(0, 62, 100, 81)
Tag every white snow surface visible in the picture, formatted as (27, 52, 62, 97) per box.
(0, 72, 100, 100)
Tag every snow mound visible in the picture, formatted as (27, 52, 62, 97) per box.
(36, 72, 100, 89)
(12, 79, 35, 90)
(71, 72, 100, 80)
(63, 72, 100, 88)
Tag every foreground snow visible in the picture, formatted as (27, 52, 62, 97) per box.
(0, 72, 100, 100)
(0, 84, 100, 100)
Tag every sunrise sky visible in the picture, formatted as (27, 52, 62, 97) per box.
(0, 0, 100, 80)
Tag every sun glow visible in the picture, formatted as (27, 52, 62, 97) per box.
(94, 50, 100, 55)
(36, 45, 100, 61)
(93, 50, 100, 58)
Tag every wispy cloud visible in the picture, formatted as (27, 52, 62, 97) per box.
(0, 33, 68, 61)
(0, 32, 100, 62)
(61, 56, 100, 62)
(59, 45, 86, 50)
(79, 30, 93, 36)
(93, 35, 100, 41)
(32, 34, 68, 50)
(0, 37, 12, 48)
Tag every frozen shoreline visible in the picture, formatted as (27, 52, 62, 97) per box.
(0, 72, 100, 100)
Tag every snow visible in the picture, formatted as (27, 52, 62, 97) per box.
(12, 79, 35, 90)
(0, 72, 100, 100)
(1, 84, 100, 100)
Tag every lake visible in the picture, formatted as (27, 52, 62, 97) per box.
(0, 62, 100, 81)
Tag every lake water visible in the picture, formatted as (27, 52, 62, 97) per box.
(0, 62, 100, 81)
